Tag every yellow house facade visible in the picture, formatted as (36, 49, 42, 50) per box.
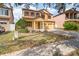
(22, 9, 55, 32)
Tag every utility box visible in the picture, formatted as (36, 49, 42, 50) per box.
(9, 24, 15, 31)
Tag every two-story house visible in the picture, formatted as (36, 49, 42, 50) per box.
(0, 6, 13, 31)
(22, 9, 55, 31)
(22, 8, 79, 31)
(53, 8, 79, 28)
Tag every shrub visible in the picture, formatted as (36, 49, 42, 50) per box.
(77, 24, 79, 30)
(18, 29, 29, 33)
(63, 22, 78, 30)
(16, 18, 31, 33)
(16, 18, 27, 29)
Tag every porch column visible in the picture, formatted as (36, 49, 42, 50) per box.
(33, 21, 35, 30)
(69, 13, 70, 19)
(73, 13, 74, 19)
(42, 21, 44, 30)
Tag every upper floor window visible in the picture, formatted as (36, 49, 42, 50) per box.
(77, 13, 79, 19)
(0, 8, 8, 16)
(36, 12, 40, 17)
(24, 12, 29, 16)
(31, 12, 34, 16)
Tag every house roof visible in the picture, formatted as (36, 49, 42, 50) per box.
(54, 8, 79, 17)
(39, 9, 53, 15)
(0, 4, 11, 9)
(65, 8, 79, 13)
(22, 9, 53, 15)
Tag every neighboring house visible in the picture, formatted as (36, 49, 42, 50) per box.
(53, 8, 79, 28)
(0, 6, 13, 31)
(22, 9, 55, 31)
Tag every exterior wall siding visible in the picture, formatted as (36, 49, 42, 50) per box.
(0, 8, 13, 31)
(22, 9, 55, 32)
(53, 14, 66, 28)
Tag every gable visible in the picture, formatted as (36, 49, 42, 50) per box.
(54, 8, 79, 17)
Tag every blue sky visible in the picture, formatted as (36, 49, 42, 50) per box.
(11, 3, 76, 23)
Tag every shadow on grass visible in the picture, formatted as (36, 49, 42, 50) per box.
(0, 31, 11, 35)
(18, 36, 26, 39)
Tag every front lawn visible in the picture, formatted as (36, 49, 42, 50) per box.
(0, 32, 13, 43)
(0, 32, 73, 55)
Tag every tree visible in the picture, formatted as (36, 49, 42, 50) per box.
(47, 3, 52, 8)
(43, 3, 48, 9)
(16, 18, 30, 33)
(43, 3, 45, 9)
(73, 3, 79, 9)
(42, 3, 55, 10)
(14, 3, 23, 7)
(55, 3, 66, 13)
(35, 3, 39, 10)
(24, 3, 33, 9)
(14, 3, 33, 9)
(55, 3, 72, 13)
(16, 18, 27, 29)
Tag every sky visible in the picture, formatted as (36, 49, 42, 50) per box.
(9, 3, 78, 23)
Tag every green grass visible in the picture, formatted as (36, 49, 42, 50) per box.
(0, 32, 14, 54)
(0, 32, 13, 43)
(0, 32, 73, 55)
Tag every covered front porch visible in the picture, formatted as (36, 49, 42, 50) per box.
(26, 21, 55, 32)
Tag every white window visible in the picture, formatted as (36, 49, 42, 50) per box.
(77, 13, 79, 19)
(0, 8, 8, 16)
